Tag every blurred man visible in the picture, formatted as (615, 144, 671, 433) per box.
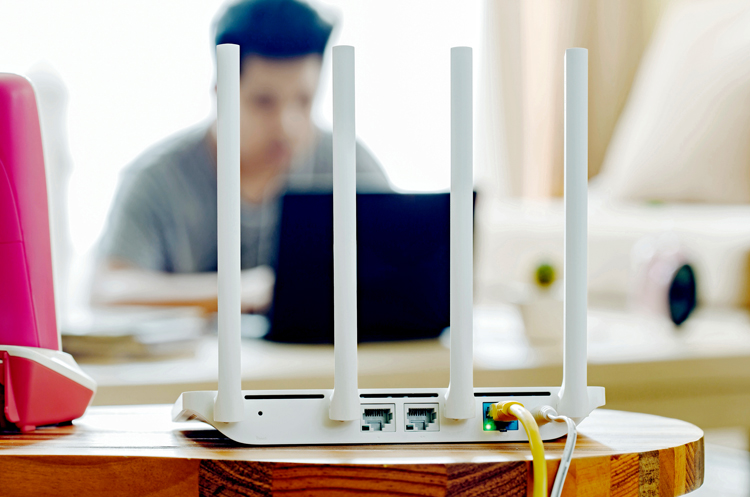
(93, 0, 389, 311)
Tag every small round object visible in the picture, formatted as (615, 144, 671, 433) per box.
(535, 263, 556, 287)
(258, 411, 263, 416)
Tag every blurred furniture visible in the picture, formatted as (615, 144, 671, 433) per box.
(595, 1, 750, 205)
(78, 305, 750, 445)
(484, 0, 750, 200)
(0, 405, 704, 496)
(476, 198, 750, 308)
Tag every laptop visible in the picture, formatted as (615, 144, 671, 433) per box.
(266, 193, 455, 343)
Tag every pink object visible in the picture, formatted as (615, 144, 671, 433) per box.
(0, 73, 58, 349)
(0, 73, 95, 432)
(1, 351, 93, 432)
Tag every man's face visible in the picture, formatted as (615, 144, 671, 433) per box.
(238, 54, 321, 173)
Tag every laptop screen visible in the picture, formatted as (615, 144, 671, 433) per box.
(266, 193, 454, 343)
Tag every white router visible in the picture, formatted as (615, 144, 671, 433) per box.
(172, 44, 604, 444)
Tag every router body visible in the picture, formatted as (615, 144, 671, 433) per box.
(174, 387, 604, 445)
(173, 46, 603, 445)
(0, 74, 96, 432)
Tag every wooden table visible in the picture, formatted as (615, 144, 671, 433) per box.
(0, 405, 704, 496)
(77, 305, 750, 441)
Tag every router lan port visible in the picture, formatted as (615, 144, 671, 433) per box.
(404, 403, 440, 432)
(361, 404, 396, 432)
(482, 402, 519, 432)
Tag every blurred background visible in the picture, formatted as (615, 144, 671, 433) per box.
(2, 0, 749, 493)
(0, 0, 483, 311)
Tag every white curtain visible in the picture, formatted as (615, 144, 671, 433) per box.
(480, 0, 673, 198)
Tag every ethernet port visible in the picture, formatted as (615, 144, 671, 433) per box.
(482, 402, 519, 432)
(361, 404, 396, 432)
(404, 403, 439, 432)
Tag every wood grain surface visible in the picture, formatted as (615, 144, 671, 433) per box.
(0, 405, 704, 496)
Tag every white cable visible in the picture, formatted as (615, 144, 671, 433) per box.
(538, 406, 577, 497)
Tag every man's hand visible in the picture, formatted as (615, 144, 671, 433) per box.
(240, 265, 275, 313)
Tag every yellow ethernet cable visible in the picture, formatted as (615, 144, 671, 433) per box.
(490, 401, 548, 497)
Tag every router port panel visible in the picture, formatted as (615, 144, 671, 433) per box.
(175, 387, 601, 444)
(361, 404, 396, 432)
(404, 403, 439, 432)
(482, 402, 519, 432)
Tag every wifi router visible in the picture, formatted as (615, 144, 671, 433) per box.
(172, 45, 604, 444)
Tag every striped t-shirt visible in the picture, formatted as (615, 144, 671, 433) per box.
(99, 124, 390, 273)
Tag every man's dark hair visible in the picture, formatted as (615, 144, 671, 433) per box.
(214, 0, 334, 63)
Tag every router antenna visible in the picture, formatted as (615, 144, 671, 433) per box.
(445, 46, 475, 420)
(329, 45, 360, 421)
(214, 43, 244, 423)
(558, 48, 590, 418)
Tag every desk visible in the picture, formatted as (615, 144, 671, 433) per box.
(79, 306, 750, 438)
(0, 405, 704, 496)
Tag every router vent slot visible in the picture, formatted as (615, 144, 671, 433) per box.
(474, 392, 551, 397)
(244, 394, 325, 400)
(360, 393, 439, 399)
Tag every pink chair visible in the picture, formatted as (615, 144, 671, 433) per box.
(0, 73, 95, 432)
